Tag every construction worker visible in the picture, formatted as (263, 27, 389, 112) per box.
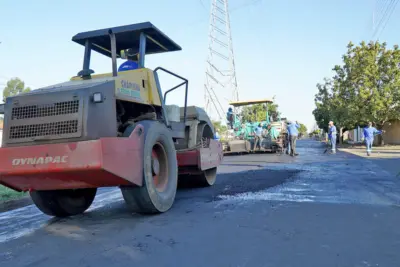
(226, 107, 234, 129)
(214, 131, 220, 141)
(287, 120, 300, 156)
(253, 123, 263, 151)
(118, 49, 139, 72)
(285, 121, 291, 154)
(363, 122, 384, 156)
(328, 121, 337, 154)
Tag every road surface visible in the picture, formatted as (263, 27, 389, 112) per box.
(1, 140, 400, 267)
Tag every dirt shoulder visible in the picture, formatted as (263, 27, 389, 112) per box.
(340, 144, 400, 158)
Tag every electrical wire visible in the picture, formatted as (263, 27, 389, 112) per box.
(198, 0, 208, 12)
(375, 0, 399, 39)
(372, 0, 393, 36)
(372, 0, 399, 40)
(375, 0, 389, 22)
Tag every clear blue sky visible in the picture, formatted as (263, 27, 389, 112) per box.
(1, 0, 399, 130)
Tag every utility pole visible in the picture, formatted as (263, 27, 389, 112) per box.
(204, 0, 239, 121)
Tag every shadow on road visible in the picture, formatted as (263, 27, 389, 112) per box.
(0, 160, 300, 244)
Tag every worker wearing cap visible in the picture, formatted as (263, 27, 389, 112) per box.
(363, 122, 384, 156)
(287, 120, 300, 156)
(118, 49, 139, 72)
(226, 107, 234, 129)
(328, 121, 337, 154)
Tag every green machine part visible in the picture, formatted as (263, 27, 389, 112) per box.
(231, 105, 281, 140)
(269, 127, 280, 140)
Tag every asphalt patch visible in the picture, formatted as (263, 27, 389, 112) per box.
(177, 169, 301, 203)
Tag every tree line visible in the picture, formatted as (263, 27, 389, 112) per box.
(2, 77, 31, 101)
(1, 77, 31, 123)
(313, 41, 400, 143)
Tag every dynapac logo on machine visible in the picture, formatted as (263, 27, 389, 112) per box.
(12, 156, 68, 166)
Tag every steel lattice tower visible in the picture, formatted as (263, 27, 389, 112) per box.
(204, 0, 239, 121)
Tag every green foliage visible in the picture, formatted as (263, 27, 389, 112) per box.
(240, 103, 279, 122)
(212, 120, 227, 134)
(0, 185, 26, 202)
(313, 41, 400, 131)
(311, 129, 321, 135)
(298, 123, 307, 135)
(2, 78, 31, 101)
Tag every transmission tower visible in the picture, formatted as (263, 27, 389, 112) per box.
(204, 0, 239, 121)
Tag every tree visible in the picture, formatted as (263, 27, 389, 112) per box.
(240, 103, 280, 122)
(313, 78, 332, 131)
(2, 78, 31, 101)
(212, 120, 227, 134)
(313, 41, 400, 145)
(298, 123, 307, 136)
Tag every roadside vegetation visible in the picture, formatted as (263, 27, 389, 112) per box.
(0, 185, 26, 203)
(313, 41, 400, 145)
(0, 78, 31, 202)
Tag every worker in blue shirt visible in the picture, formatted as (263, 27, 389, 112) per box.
(253, 123, 263, 151)
(363, 122, 384, 156)
(118, 50, 139, 72)
(328, 121, 337, 154)
(214, 131, 220, 141)
(287, 120, 300, 156)
(226, 107, 234, 129)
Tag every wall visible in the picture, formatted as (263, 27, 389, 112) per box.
(382, 120, 400, 145)
(346, 127, 363, 143)
(347, 120, 400, 145)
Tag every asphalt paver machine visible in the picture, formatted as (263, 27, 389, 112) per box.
(0, 22, 223, 217)
(223, 99, 286, 154)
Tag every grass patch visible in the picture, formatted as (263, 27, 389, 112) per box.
(0, 185, 27, 203)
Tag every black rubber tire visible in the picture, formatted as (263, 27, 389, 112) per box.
(179, 122, 218, 188)
(30, 188, 97, 218)
(120, 121, 178, 214)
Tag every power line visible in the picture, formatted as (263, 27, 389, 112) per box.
(372, 0, 399, 40)
(375, 0, 399, 39)
(198, 0, 208, 12)
(376, 0, 389, 20)
(374, 0, 387, 30)
(372, 0, 392, 37)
